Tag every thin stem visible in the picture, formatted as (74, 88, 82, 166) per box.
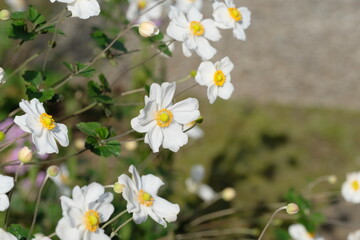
(175, 228, 258, 240)
(0, 133, 29, 153)
(175, 83, 198, 98)
(119, 138, 144, 144)
(5, 51, 44, 82)
(110, 217, 133, 238)
(4, 163, 24, 228)
(106, 129, 135, 142)
(58, 102, 98, 122)
(102, 210, 127, 229)
(258, 206, 287, 240)
(175, 74, 191, 84)
(189, 208, 236, 227)
(118, 88, 145, 97)
(47, 232, 56, 238)
(27, 175, 50, 240)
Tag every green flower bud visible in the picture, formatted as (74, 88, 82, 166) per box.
(0, 131, 5, 141)
(0, 10, 10, 21)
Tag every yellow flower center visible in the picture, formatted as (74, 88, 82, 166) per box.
(352, 180, 360, 191)
(39, 113, 56, 130)
(228, 8, 242, 21)
(307, 232, 315, 239)
(138, 189, 154, 207)
(138, 0, 147, 9)
(190, 21, 204, 36)
(156, 109, 173, 128)
(84, 210, 100, 232)
(213, 70, 226, 87)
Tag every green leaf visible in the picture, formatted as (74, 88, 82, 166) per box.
(22, 70, 43, 88)
(88, 80, 113, 104)
(8, 224, 33, 240)
(76, 122, 103, 136)
(40, 25, 65, 35)
(63, 61, 73, 72)
(157, 42, 172, 57)
(85, 136, 121, 157)
(11, 12, 26, 20)
(27, 5, 46, 26)
(8, 23, 36, 41)
(91, 29, 127, 52)
(274, 228, 290, 240)
(26, 87, 55, 102)
(75, 63, 96, 77)
(98, 74, 111, 93)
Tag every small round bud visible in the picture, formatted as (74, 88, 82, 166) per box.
(47, 165, 60, 177)
(124, 141, 138, 151)
(221, 187, 236, 201)
(138, 21, 159, 37)
(327, 175, 337, 184)
(0, 131, 5, 141)
(18, 146, 32, 163)
(0, 10, 11, 21)
(286, 203, 299, 215)
(113, 182, 125, 193)
(190, 70, 197, 78)
(74, 138, 85, 150)
(195, 116, 203, 124)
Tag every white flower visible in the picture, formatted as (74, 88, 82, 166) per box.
(56, 182, 114, 240)
(0, 174, 14, 211)
(118, 165, 180, 227)
(14, 98, 69, 155)
(342, 172, 360, 203)
(0, 228, 17, 240)
(348, 230, 360, 240)
(32, 234, 51, 240)
(212, 0, 251, 41)
(126, 0, 163, 23)
(0, 67, 5, 84)
(289, 224, 324, 240)
(185, 165, 217, 202)
(183, 121, 204, 140)
(195, 56, 234, 104)
(50, 0, 100, 19)
(5, 0, 27, 12)
(50, 164, 71, 196)
(131, 82, 200, 152)
(166, 6, 221, 60)
(175, 0, 202, 13)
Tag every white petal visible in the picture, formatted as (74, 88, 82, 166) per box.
(32, 130, 58, 155)
(170, 98, 200, 124)
(55, 218, 80, 240)
(97, 201, 114, 223)
(196, 61, 216, 86)
(141, 175, 164, 196)
(152, 196, 180, 223)
(202, 19, 221, 41)
(182, 43, 193, 57)
(133, 207, 148, 224)
(160, 82, 176, 109)
(166, 22, 186, 42)
(19, 99, 40, 118)
(0, 174, 14, 194)
(207, 85, 218, 104)
(51, 123, 69, 147)
(187, 6, 202, 22)
(26, 114, 43, 137)
(129, 165, 142, 190)
(30, 98, 46, 115)
(14, 115, 32, 133)
(161, 123, 188, 152)
(217, 57, 234, 75)
(0, 228, 17, 240)
(217, 82, 234, 100)
(118, 174, 141, 213)
(190, 165, 205, 182)
(0, 194, 10, 211)
(195, 37, 217, 60)
(149, 83, 162, 104)
(239, 7, 251, 29)
(144, 125, 163, 153)
(212, 3, 233, 29)
(197, 184, 217, 202)
(89, 229, 111, 240)
(67, 0, 100, 19)
(233, 23, 246, 41)
(84, 182, 105, 208)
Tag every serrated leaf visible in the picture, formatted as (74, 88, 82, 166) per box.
(157, 42, 172, 57)
(98, 74, 111, 93)
(8, 224, 33, 240)
(76, 122, 103, 136)
(75, 63, 96, 77)
(11, 12, 26, 20)
(63, 61, 73, 72)
(40, 25, 65, 35)
(22, 70, 42, 88)
(91, 29, 127, 53)
(96, 127, 109, 139)
(88, 80, 113, 104)
(27, 5, 46, 26)
(8, 23, 36, 41)
(26, 87, 55, 102)
(85, 136, 121, 157)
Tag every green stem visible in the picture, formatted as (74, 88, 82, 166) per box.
(110, 217, 133, 238)
(27, 175, 50, 240)
(258, 206, 287, 240)
(58, 102, 98, 122)
(5, 51, 43, 82)
(106, 129, 134, 142)
(102, 210, 127, 229)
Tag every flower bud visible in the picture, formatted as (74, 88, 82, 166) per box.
(0, 67, 5, 84)
(47, 165, 60, 177)
(286, 203, 299, 215)
(195, 116, 203, 124)
(190, 70, 197, 78)
(18, 146, 32, 163)
(138, 21, 159, 37)
(0, 10, 10, 21)
(124, 141, 138, 151)
(0, 131, 5, 141)
(327, 175, 337, 184)
(221, 187, 236, 201)
(74, 138, 85, 150)
(113, 182, 125, 193)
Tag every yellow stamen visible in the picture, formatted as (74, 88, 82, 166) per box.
(138, 189, 154, 207)
(307, 232, 315, 238)
(352, 180, 359, 191)
(213, 70, 226, 87)
(39, 113, 56, 130)
(84, 210, 100, 232)
(138, 0, 147, 9)
(156, 109, 173, 128)
(190, 21, 204, 36)
(228, 8, 242, 21)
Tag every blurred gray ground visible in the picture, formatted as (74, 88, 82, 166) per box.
(167, 0, 360, 110)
